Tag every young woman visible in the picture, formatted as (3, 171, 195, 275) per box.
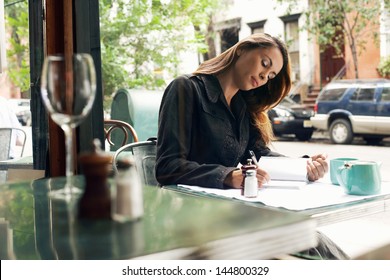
(156, 33, 328, 189)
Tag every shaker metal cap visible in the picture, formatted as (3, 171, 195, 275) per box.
(116, 158, 135, 170)
(246, 169, 256, 176)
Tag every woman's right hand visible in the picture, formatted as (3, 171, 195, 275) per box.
(255, 167, 270, 186)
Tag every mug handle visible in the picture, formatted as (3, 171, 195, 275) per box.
(336, 164, 350, 191)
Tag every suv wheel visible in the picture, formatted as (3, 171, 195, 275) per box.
(329, 119, 353, 144)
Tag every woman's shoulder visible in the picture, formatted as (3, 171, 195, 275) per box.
(167, 74, 193, 88)
(171, 74, 204, 84)
(167, 74, 207, 92)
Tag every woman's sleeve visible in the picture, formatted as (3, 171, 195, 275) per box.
(155, 76, 237, 189)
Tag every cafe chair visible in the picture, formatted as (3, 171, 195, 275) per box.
(104, 119, 139, 151)
(112, 137, 158, 186)
(0, 127, 27, 183)
(0, 127, 27, 160)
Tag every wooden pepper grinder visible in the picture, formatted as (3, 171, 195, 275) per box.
(78, 138, 112, 219)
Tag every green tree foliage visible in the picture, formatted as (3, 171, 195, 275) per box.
(377, 56, 390, 77)
(2, 0, 221, 99)
(99, 0, 222, 98)
(278, 0, 389, 78)
(4, 0, 30, 94)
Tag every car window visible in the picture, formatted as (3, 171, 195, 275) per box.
(380, 86, 390, 102)
(318, 88, 345, 101)
(350, 87, 376, 101)
(18, 101, 30, 106)
(280, 96, 296, 106)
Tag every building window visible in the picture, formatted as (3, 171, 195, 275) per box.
(220, 28, 239, 52)
(280, 14, 301, 82)
(214, 17, 241, 54)
(286, 21, 300, 81)
(247, 19, 266, 34)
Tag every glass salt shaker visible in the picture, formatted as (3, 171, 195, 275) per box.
(112, 157, 144, 222)
(244, 169, 258, 198)
(241, 158, 257, 195)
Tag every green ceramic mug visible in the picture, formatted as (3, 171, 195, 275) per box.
(330, 157, 358, 185)
(336, 161, 382, 195)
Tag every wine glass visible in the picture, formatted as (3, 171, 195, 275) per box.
(40, 53, 96, 200)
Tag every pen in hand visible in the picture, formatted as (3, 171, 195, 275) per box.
(249, 150, 259, 166)
(248, 150, 269, 184)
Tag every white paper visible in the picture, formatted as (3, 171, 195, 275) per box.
(258, 156, 308, 181)
(177, 181, 390, 211)
(263, 180, 307, 189)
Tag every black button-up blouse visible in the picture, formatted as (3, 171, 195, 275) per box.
(156, 74, 282, 189)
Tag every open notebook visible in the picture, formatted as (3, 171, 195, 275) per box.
(258, 156, 309, 189)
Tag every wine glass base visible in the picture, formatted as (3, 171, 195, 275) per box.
(49, 186, 82, 201)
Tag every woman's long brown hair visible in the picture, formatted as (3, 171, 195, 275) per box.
(193, 33, 292, 144)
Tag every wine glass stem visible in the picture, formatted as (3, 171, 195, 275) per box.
(63, 125, 75, 194)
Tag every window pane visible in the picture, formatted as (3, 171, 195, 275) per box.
(286, 21, 299, 51)
(380, 86, 390, 101)
(356, 88, 376, 101)
(285, 20, 299, 82)
(319, 88, 346, 101)
(253, 27, 264, 34)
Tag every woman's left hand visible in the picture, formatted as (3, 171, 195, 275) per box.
(306, 154, 328, 181)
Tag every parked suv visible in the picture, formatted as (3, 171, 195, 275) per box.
(310, 79, 390, 144)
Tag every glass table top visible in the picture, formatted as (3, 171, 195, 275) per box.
(0, 176, 316, 260)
